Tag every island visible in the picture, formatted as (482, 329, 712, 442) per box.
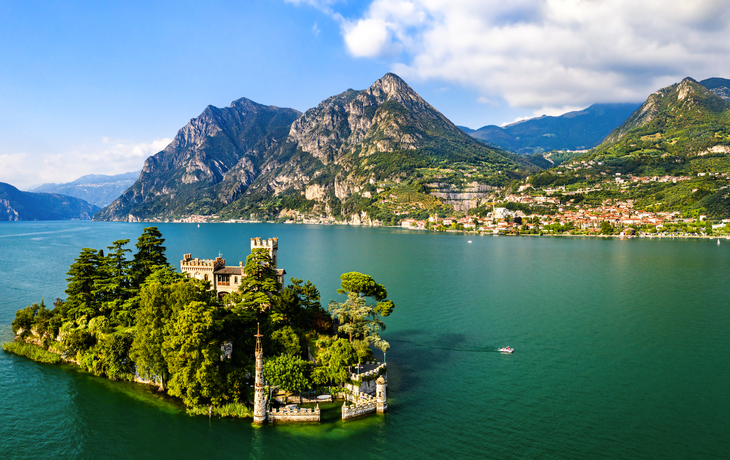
(3, 228, 394, 423)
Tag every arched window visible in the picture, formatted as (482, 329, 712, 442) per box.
(234, 276, 238, 284)
(204, 274, 208, 281)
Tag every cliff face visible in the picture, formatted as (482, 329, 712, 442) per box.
(95, 99, 301, 220)
(235, 73, 530, 216)
(96, 74, 532, 221)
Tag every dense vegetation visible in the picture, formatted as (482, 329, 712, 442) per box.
(4, 227, 395, 417)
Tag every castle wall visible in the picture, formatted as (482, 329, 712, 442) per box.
(342, 394, 378, 421)
(268, 406, 320, 423)
(344, 362, 387, 396)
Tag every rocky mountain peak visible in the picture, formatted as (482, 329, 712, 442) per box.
(287, 73, 453, 164)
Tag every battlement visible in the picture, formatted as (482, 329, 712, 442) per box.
(342, 393, 378, 420)
(251, 237, 278, 267)
(181, 254, 225, 269)
(268, 405, 320, 423)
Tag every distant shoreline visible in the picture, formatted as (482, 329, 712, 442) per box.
(99, 218, 730, 241)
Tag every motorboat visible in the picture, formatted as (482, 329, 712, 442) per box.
(499, 347, 514, 353)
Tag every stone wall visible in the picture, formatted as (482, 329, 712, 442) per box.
(342, 393, 378, 421)
(345, 361, 387, 396)
(268, 406, 320, 423)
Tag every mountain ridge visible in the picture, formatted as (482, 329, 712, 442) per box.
(96, 73, 535, 222)
(461, 103, 641, 154)
(0, 183, 99, 221)
(32, 171, 140, 207)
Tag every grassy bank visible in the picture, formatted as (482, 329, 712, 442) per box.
(2, 341, 62, 364)
(187, 402, 253, 419)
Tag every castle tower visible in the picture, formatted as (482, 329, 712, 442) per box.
(376, 376, 388, 413)
(253, 324, 267, 425)
(251, 237, 278, 267)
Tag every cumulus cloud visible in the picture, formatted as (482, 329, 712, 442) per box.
(329, 0, 730, 112)
(1, 138, 171, 190)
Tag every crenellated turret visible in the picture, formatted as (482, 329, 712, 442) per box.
(251, 237, 278, 267)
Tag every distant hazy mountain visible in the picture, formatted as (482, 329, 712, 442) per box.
(32, 171, 140, 207)
(700, 77, 730, 102)
(0, 183, 99, 221)
(460, 103, 641, 154)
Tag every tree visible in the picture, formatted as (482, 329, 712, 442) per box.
(65, 248, 103, 319)
(131, 227, 168, 288)
(312, 338, 358, 387)
(163, 301, 224, 407)
(274, 278, 327, 331)
(131, 282, 175, 391)
(263, 354, 311, 404)
(132, 273, 215, 392)
(82, 333, 135, 381)
(95, 239, 132, 323)
(232, 248, 281, 315)
(270, 325, 301, 357)
(329, 272, 395, 352)
(600, 221, 614, 235)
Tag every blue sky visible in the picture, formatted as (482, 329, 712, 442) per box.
(2, 0, 729, 188)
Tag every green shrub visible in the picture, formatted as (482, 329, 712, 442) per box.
(2, 341, 62, 364)
(186, 402, 253, 419)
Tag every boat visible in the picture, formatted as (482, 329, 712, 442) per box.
(498, 347, 514, 353)
(718, 239, 721, 245)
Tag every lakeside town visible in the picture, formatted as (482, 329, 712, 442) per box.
(163, 168, 730, 239)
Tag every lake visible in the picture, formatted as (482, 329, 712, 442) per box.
(1, 221, 729, 459)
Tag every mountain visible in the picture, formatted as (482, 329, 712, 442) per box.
(699, 77, 730, 102)
(589, 77, 730, 169)
(32, 171, 140, 207)
(97, 73, 535, 222)
(462, 103, 641, 154)
(0, 183, 99, 221)
(96, 99, 302, 221)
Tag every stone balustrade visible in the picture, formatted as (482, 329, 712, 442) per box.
(267, 405, 321, 423)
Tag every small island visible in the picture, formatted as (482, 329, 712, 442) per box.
(3, 228, 394, 423)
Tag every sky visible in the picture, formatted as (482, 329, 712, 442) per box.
(1, 0, 729, 189)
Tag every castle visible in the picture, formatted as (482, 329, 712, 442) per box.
(253, 326, 388, 425)
(180, 237, 286, 297)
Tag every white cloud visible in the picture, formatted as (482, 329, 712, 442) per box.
(1, 138, 171, 190)
(330, 0, 730, 113)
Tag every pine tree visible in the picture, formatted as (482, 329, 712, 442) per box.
(65, 248, 103, 320)
(94, 239, 133, 322)
(233, 248, 281, 315)
(131, 227, 168, 288)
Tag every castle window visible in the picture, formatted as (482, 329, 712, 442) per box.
(234, 276, 238, 284)
(204, 274, 208, 281)
(218, 274, 230, 286)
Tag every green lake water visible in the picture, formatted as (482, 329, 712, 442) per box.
(1, 221, 729, 459)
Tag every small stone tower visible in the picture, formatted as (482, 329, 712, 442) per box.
(253, 324, 267, 425)
(251, 237, 278, 267)
(376, 376, 388, 413)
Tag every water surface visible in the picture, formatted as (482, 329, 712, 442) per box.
(1, 222, 728, 459)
